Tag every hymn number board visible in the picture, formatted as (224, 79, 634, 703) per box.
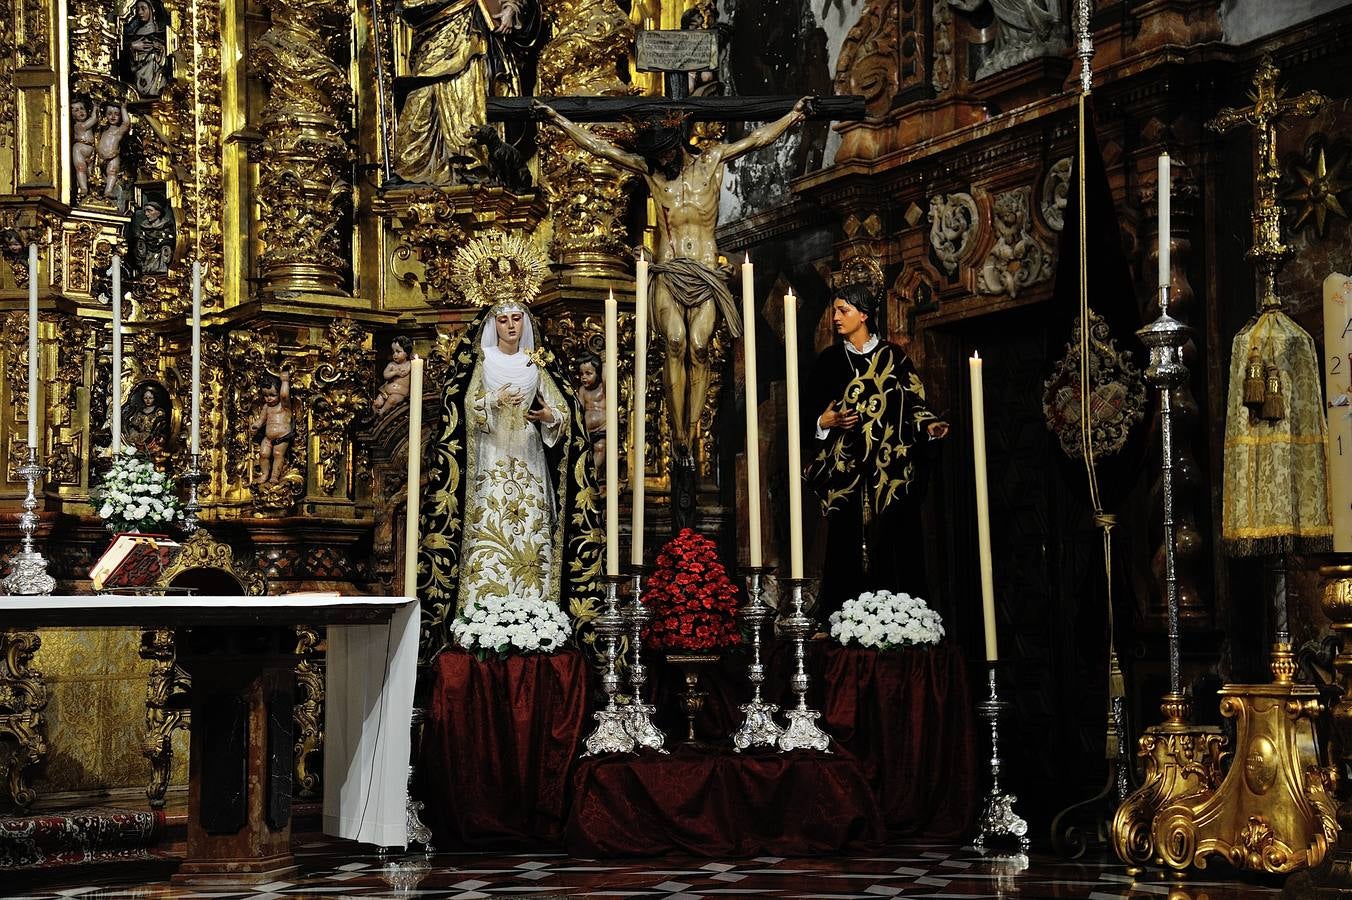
(1323, 273, 1352, 552)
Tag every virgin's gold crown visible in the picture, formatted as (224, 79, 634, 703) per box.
(449, 231, 550, 309)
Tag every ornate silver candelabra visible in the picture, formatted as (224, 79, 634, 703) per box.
(582, 574, 636, 756)
(622, 566, 666, 751)
(775, 577, 830, 752)
(733, 566, 783, 751)
(2, 447, 55, 595)
(177, 452, 204, 534)
(974, 665, 1029, 851)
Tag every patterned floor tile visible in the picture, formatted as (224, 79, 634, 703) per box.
(1, 839, 1301, 899)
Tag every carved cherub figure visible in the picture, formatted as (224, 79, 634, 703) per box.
(97, 101, 133, 207)
(71, 95, 97, 199)
(251, 369, 294, 483)
(372, 336, 414, 415)
(575, 349, 606, 477)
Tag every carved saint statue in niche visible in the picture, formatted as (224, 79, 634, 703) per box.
(948, 0, 1064, 80)
(71, 95, 97, 199)
(574, 349, 605, 480)
(120, 0, 172, 99)
(251, 369, 295, 483)
(122, 380, 172, 459)
(392, 0, 540, 185)
(372, 336, 414, 415)
(130, 195, 175, 275)
(96, 101, 134, 212)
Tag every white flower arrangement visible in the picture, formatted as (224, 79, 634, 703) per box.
(93, 447, 183, 534)
(829, 590, 945, 649)
(451, 596, 573, 658)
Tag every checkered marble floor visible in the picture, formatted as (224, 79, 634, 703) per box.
(8, 839, 1282, 899)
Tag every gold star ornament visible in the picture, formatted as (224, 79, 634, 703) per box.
(1285, 145, 1352, 238)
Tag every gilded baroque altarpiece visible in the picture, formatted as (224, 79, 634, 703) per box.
(0, 0, 678, 803)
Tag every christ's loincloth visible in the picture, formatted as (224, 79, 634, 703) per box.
(647, 257, 743, 338)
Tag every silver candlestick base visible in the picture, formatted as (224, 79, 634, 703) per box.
(975, 664, 1029, 851)
(2, 447, 55, 596)
(177, 452, 204, 534)
(775, 577, 830, 753)
(582, 574, 636, 756)
(404, 706, 433, 854)
(733, 566, 783, 751)
(623, 566, 666, 752)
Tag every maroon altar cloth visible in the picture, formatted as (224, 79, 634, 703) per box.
(421, 642, 976, 852)
(566, 749, 885, 857)
(646, 642, 978, 838)
(419, 649, 589, 849)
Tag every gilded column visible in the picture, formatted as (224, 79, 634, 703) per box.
(536, 0, 636, 276)
(248, 0, 353, 297)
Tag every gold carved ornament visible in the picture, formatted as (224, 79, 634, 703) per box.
(0, 630, 48, 810)
(311, 320, 375, 497)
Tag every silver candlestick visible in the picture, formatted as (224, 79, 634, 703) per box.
(582, 574, 636, 756)
(622, 566, 666, 751)
(403, 705, 433, 854)
(2, 447, 55, 595)
(733, 566, 783, 751)
(775, 577, 830, 752)
(974, 665, 1029, 851)
(177, 452, 204, 534)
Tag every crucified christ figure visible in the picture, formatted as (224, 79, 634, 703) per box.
(535, 97, 813, 463)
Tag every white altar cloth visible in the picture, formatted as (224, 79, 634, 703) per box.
(322, 597, 420, 848)
(0, 593, 420, 850)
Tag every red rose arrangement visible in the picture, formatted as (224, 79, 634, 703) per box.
(642, 528, 742, 652)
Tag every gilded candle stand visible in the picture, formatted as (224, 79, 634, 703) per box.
(1112, 290, 1228, 871)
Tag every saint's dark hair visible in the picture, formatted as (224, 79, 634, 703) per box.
(834, 281, 880, 323)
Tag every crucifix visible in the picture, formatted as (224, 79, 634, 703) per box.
(1206, 54, 1326, 311)
(484, 25, 864, 531)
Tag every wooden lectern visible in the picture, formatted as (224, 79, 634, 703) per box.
(0, 594, 409, 877)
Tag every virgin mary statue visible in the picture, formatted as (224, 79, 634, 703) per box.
(418, 298, 603, 656)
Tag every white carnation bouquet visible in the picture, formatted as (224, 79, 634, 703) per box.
(829, 590, 945, 649)
(93, 447, 183, 534)
(451, 596, 573, 658)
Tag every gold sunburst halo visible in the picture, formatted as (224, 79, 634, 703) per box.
(449, 230, 551, 309)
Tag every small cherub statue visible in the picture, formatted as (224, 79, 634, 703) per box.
(97, 100, 133, 207)
(575, 349, 605, 478)
(71, 95, 97, 199)
(251, 368, 294, 484)
(372, 336, 414, 415)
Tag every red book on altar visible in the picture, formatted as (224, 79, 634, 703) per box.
(90, 533, 181, 591)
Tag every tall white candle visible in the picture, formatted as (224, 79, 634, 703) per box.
(27, 244, 38, 449)
(970, 352, 998, 662)
(190, 261, 202, 455)
(403, 357, 425, 599)
(742, 254, 762, 567)
(1323, 273, 1352, 553)
(605, 291, 620, 576)
(784, 289, 803, 579)
(632, 252, 648, 566)
(1158, 152, 1171, 289)
(111, 254, 122, 455)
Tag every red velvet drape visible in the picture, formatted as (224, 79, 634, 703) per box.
(566, 749, 885, 856)
(420, 642, 977, 851)
(419, 649, 588, 848)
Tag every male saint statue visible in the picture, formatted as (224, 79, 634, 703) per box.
(535, 98, 813, 465)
